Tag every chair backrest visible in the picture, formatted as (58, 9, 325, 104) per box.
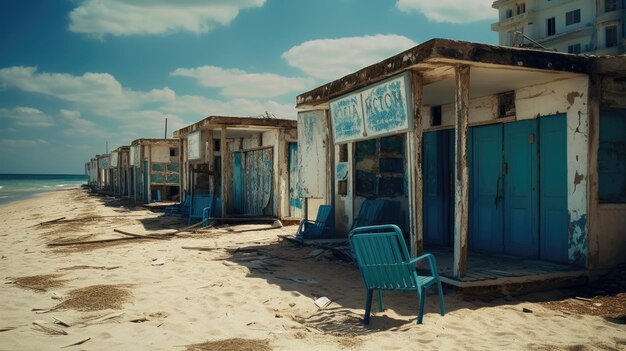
(190, 194, 214, 221)
(351, 200, 386, 229)
(349, 225, 417, 290)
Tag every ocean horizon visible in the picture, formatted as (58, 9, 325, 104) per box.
(0, 174, 87, 205)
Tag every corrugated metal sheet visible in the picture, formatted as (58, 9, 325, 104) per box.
(244, 148, 273, 215)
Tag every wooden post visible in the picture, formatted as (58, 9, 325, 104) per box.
(147, 144, 152, 203)
(409, 71, 424, 257)
(453, 65, 470, 278)
(220, 127, 228, 218)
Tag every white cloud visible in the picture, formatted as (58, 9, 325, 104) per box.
(0, 139, 47, 148)
(396, 0, 495, 23)
(0, 66, 296, 142)
(69, 0, 265, 37)
(282, 35, 417, 81)
(171, 66, 313, 98)
(0, 106, 55, 127)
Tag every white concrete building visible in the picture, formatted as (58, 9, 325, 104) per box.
(492, 0, 625, 55)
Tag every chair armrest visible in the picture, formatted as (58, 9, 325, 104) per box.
(409, 253, 439, 278)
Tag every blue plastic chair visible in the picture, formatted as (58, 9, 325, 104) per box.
(295, 205, 333, 239)
(351, 200, 401, 230)
(164, 196, 191, 218)
(349, 224, 445, 324)
(188, 194, 213, 225)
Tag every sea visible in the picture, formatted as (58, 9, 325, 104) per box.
(0, 174, 87, 205)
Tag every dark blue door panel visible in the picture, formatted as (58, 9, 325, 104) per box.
(539, 115, 568, 263)
(423, 130, 453, 247)
(504, 120, 538, 257)
(469, 124, 503, 253)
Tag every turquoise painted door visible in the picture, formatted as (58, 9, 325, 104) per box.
(469, 124, 503, 253)
(503, 120, 538, 257)
(423, 130, 453, 247)
(143, 161, 149, 204)
(539, 114, 568, 263)
(288, 143, 303, 218)
(232, 152, 244, 214)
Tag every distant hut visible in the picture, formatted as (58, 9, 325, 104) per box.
(129, 139, 180, 203)
(173, 116, 299, 221)
(111, 146, 131, 197)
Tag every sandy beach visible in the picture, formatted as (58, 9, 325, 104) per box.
(0, 188, 624, 351)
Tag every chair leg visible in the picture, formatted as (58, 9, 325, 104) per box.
(437, 280, 446, 316)
(364, 289, 373, 324)
(417, 290, 425, 324)
(377, 289, 384, 312)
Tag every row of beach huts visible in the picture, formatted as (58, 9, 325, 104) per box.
(85, 39, 626, 288)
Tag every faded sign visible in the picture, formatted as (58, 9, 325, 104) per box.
(110, 151, 119, 167)
(98, 156, 110, 169)
(362, 74, 411, 137)
(188, 131, 201, 160)
(336, 162, 349, 181)
(330, 95, 365, 143)
(130, 146, 139, 166)
(152, 145, 170, 163)
(329, 73, 412, 144)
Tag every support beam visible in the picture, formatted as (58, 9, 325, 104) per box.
(409, 70, 424, 257)
(220, 127, 228, 218)
(453, 65, 470, 278)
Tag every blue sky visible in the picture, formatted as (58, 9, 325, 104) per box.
(0, 0, 497, 174)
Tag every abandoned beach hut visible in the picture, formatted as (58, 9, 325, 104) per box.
(110, 146, 131, 197)
(87, 157, 98, 188)
(173, 116, 299, 221)
(129, 139, 180, 203)
(94, 154, 112, 191)
(295, 39, 626, 287)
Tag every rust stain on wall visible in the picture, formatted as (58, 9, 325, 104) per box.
(566, 91, 582, 105)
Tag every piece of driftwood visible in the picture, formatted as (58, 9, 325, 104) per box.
(0, 326, 18, 332)
(181, 246, 220, 251)
(39, 217, 66, 226)
(113, 229, 171, 240)
(48, 237, 142, 247)
(78, 312, 125, 327)
(61, 337, 91, 348)
(52, 316, 71, 327)
(32, 320, 67, 335)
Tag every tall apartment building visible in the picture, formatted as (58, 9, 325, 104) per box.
(492, 0, 625, 55)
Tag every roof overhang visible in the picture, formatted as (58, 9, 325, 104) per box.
(173, 116, 297, 139)
(296, 38, 592, 109)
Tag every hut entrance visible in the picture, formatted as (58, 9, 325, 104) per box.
(232, 147, 274, 216)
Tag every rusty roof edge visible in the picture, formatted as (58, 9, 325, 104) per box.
(295, 38, 593, 108)
(130, 138, 178, 146)
(173, 115, 297, 137)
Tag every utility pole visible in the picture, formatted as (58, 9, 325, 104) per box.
(164, 118, 168, 139)
(106, 141, 108, 153)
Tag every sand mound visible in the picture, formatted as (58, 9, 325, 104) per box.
(186, 338, 271, 351)
(10, 274, 67, 292)
(54, 284, 132, 311)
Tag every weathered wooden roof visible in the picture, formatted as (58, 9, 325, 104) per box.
(130, 138, 178, 146)
(174, 116, 297, 138)
(296, 38, 593, 108)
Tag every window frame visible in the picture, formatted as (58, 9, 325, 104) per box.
(547, 17, 556, 36)
(565, 9, 581, 26)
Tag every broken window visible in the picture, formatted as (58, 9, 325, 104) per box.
(605, 0, 617, 12)
(506, 9, 513, 18)
(547, 17, 556, 36)
(517, 3, 526, 15)
(606, 25, 618, 48)
(498, 91, 516, 118)
(568, 43, 581, 54)
(169, 148, 177, 157)
(565, 9, 580, 26)
(431, 106, 442, 126)
(355, 135, 405, 198)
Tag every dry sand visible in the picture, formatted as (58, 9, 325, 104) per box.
(0, 189, 624, 350)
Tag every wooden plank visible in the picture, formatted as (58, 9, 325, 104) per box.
(39, 217, 66, 226)
(409, 70, 423, 258)
(453, 65, 470, 279)
(220, 127, 228, 218)
(113, 229, 170, 240)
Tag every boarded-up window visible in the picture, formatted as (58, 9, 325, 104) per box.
(355, 135, 405, 198)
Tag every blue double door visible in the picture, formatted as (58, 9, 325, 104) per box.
(423, 115, 568, 262)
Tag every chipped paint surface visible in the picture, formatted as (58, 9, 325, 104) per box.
(336, 162, 348, 181)
(362, 74, 412, 137)
(330, 95, 364, 143)
(298, 110, 327, 198)
(187, 131, 201, 160)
